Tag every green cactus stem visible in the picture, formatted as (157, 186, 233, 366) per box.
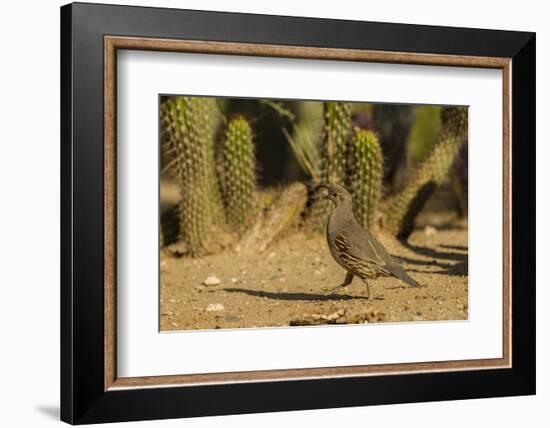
(348, 128, 383, 230)
(308, 102, 352, 230)
(220, 116, 257, 227)
(321, 102, 352, 185)
(160, 97, 223, 256)
(385, 106, 468, 239)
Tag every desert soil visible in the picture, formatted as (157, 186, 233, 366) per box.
(160, 211, 468, 331)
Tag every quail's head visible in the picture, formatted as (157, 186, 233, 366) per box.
(315, 183, 353, 207)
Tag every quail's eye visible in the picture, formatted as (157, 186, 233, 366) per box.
(333, 193, 337, 198)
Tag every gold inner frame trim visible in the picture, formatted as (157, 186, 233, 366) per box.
(104, 35, 512, 391)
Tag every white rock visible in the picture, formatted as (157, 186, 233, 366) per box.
(424, 226, 437, 237)
(205, 303, 225, 312)
(203, 276, 221, 286)
(231, 277, 238, 283)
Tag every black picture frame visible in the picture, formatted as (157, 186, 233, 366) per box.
(61, 2, 535, 424)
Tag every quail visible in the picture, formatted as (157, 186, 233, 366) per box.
(316, 183, 422, 299)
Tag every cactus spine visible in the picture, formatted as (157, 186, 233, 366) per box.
(308, 102, 352, 229)
(385, 106, 468, 239)
(160, 97, 223, 256)
(220, 116, 257, 227)
(348, 129, 383, 230)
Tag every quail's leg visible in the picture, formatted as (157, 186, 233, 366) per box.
(361, 278, 384, 300)
(328, 271, 354, 294)
(361, 278, 372, 300)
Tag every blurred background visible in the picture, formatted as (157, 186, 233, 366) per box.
(160, 97, 468, 224)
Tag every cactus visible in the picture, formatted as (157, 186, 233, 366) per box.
(307, 102, 352, 230)
(220, 116, 257, 227)
(348, 128, 383, 230)
(385, 106, 468, 239)
(160, 97, 223, 256)
(321, 102, 352, 184)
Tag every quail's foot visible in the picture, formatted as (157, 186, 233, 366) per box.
(325, 272, 354, 294)
(326, 283, 349, 294)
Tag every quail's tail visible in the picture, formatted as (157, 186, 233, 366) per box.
(388, 265, 423, 288)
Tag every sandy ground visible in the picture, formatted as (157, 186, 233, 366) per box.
(160, 211, 468, 331)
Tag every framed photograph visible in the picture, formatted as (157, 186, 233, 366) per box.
(60, 2, 535, 424)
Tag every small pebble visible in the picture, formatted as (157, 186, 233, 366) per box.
(203, 276, 221, 286)
(424, 226, 437, 237)
(205, 303, 225, 312)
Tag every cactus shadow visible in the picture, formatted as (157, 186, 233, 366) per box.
(393, 255, 451, 269)
(431, 261, 469, 277)
(400, 241, 467, 262)
(223, 288, 370, 301)
(439, 244, 468, 252)
(393, 242, 468, 276)
(401, 254, 467, 277)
